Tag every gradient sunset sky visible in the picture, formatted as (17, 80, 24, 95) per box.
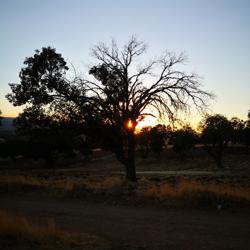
(0, 0, 249, 127)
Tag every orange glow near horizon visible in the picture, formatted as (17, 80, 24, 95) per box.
(1, 114, 17, 118)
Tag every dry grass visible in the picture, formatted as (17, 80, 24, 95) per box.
(143, 179, 250, 203)
(0, 210, 110, 250)
(1, 172, 250, 208)
(0, 210, 64, 240)
(82, 176, 122, 191)
(0, 174, 123, 194)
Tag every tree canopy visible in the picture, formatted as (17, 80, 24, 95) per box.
(87, 37, 213, 125)
(7, 47, 70, 106)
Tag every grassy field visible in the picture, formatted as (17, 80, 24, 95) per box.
(0, 147, 249, 209)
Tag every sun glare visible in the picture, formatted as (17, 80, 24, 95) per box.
(127, 120, 133, 129)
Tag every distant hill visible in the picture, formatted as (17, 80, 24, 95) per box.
(0, 117, 15, 134)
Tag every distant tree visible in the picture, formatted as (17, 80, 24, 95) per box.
(0, 110, 2, 126)
(242, 123, 250, 153)
(230, 117, 244, 144)
(242, 110, 250, 152)
(26, 128, 79, 164)
(172, 126, 198, 159)
(230, 112, 250, 153)
(136, 126, 151, 158)
(13, 106, 54, 135)
(137, 124, 171, 157)
(243, 126, 250, 153)
(149, 124, 168, 155)
(7, 38, 213, 182)
(201, 114, 233, 168)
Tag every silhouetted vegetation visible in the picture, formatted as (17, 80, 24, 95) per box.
(87, 38, 213, 181)
(136, 124, 171, 157)
(0, 138, 28, 161)
(5, 39, 249, 180)
(230, 117, 245, 144)
(6, 38, 213, 181)
(200, 114, 233, 168)
(137, 126, 151, 158)
(149, 124, 168, 155)
(172, 126, 198, 159)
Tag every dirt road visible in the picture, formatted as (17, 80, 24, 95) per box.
(0, 194, 249, 250)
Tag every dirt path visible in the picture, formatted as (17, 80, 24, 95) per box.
(0, 194, 249, 250)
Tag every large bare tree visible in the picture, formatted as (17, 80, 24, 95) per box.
(84, 37, 213, 181)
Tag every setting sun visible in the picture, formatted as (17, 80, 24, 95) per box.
(127, 116, 157, 132)
(127, 120, 133, 129)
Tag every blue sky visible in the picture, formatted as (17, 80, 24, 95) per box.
(0, 0, 249, 125)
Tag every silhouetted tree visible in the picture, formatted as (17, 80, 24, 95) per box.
(172, 126, 198, 159)
(242, 123, 250, 153)
(242, 110, 250, 152)
(137, 126, 151, 158)
(13, 106, 54, 135)
(7, 47, 91, 128)
(230, 117, 244, 144)
(7, 38, 213, 182)
(230, 112, 250, 152)
(86, 37, 213, 181)
(149, 124, 168, 155)
(7, 47, 71, 105)
(0, 110, 2, 126)
(137, 124, 170, 157)
(6, 47, 92, 161)
(201, 114, 232, 168)
(26, 128, 79, 164)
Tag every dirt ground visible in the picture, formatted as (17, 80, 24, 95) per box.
(0, 193, 249, 250)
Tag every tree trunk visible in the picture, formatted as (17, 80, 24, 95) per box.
(126, 131, 137, 182)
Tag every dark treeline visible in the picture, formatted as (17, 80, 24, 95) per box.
(0, 110, 92, 165)
(0, 111, 249, 170)
(136, 112, 250, 168)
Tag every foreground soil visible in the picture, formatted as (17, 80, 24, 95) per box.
(0, 193, 249, 250)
